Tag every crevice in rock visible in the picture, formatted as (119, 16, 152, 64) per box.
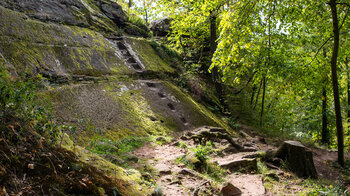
(158, 92, 166, 98)
(167, 103, 175, 111)
(146, 82, 156, 88)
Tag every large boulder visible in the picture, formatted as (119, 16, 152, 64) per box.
(98, 1, 127, 27)
(274, 140, 318, 178)
(0, 0, 88, 26)
(150, 17, 172, 36)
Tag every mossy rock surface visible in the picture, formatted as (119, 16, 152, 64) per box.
(0, 6, 132, 76)
(48, 79, 230, 145)
(124, 37, 176, 74)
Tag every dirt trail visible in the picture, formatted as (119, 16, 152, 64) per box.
(133, 136, 268, 195)
(131, 126, 346, 196)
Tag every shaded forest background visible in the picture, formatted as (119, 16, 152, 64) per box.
(126, 0, 350, 166)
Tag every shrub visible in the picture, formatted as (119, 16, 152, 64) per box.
(0, 69, 53, 136)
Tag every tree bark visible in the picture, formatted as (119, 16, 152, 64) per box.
(260, 76, 266, 127)
(347, 58, 350, 135)
(250, 85, 256, 106)
(274, 141, 318, 178)
(321, 48, 329, 145)
(128, 0, 132, 8)
(209, 12, 223, 105)
(210, 13, 217, 58)
(329, 0, 344, 166)
(253, 78, 263, 110)
(321, 87, 329, 145)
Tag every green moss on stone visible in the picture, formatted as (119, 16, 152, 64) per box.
(124, 37, 175, 73)
(61, 133, 150, 196)
(0, 6, 129, 76)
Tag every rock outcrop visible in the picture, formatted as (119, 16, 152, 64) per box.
(0, 1, 236, 195)
(150, 17, 172, 36)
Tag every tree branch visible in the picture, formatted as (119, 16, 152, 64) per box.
(306, 36, 333, 67)
(234, 71, 257, 95)
(306, 2, 349, 67)
(339, 4, 350, 30)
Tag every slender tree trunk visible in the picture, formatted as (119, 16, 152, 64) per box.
(321, 87, 329, 145)
(347, 58, 350, 135)
(253, 78, 263, 110)
(210, 12, 217, 64)
(209, 12, 223, 105)
(250, 85, 257, 105)
(260, 76, 266, 127)
(329, 0, 344, 166)
(321, 48, 329, 145)
(145, 10, 148, 24)
(261, 0, 272, 127)
(128, 0, 132, 8)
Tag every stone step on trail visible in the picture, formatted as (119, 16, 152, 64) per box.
(146, 82, 157, 88)
(111, 37, 146, 73)
(127, 57, 137, 64)
(116, 41, 127, 50)
(107, 36, 124, 41)
(120, 49, 131, 57)
(130, 63, 142, 71)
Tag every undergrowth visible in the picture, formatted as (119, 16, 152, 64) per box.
(0, 69, 126, 195)
(88, 135, 150, 156)
(176, 141, 226, 182)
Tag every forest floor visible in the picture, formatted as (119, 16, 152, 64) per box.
(1, 122, 347, 195)
(128, 125, 350, 196)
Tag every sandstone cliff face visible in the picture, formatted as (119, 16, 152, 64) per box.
(0, 1, 230, 195)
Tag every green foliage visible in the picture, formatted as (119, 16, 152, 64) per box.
(191, 141, 214, 162)
(226, 116, 239, 130)
(155, 0, 350, 153)
(302, 179, 344, 196)
(88, 136, 149, 155)
(177, 141, 188, 149)
(0, 69, 54, 136)
(150, 40, 181, 62)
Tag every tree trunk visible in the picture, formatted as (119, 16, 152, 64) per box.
(145, 10, 148, 25)
(347, 58, 350, 135)
(209, 12, 223, 105)
(321, 48, 329, 145)
(260, 76, 266, 127)
(329, 0, 344, 167)
(321, 88, 329, 145)
(274, 141, 318, 178)
(253, 78, 263, 110)
(261, 1, 272, 128)
(210, 13, 217, 57)
(250, 85, 257, 106)
(128, 0, 132, 8)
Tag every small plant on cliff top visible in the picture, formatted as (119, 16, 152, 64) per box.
(0, 69, 54, 138)
(191, 141, 214, 162)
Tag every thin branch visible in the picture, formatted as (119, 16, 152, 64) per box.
(305, 2, 349, 67)
(234, 71, 257, 95)
(306, 36, 333, 67)
(339, 4, 350, 30)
